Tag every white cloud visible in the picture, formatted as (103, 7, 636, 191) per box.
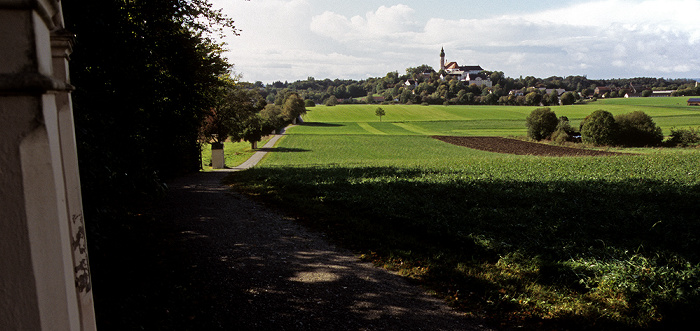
(310, 4, 419, 42)
(212, 0, 700, 82)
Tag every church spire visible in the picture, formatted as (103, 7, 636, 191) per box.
(440, 47, 445, 71)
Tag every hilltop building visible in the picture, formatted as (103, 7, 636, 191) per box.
(439, 48, 492, 87)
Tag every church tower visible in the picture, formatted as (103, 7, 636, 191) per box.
(440, 47, 445, 71)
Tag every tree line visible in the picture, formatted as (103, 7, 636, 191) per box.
(255, 70, 698, 107)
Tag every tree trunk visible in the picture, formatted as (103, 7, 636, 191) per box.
(251, 141, 257, 149)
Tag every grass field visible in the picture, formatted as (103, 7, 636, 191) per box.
(298, 97, 700, 137)
(226, 98, 700, 330)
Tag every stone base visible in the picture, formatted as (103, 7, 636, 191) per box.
(211, 148, 224, 169)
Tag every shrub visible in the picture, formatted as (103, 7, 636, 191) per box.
(324, 95, 338, 106)
(551, 116, 579, 143)
(615, 111, 663, 146)
(304, 99, 316, 107)
(667, 127, 700, 147)
(581, 110, 618, 146)
(525, 107, 558, 141)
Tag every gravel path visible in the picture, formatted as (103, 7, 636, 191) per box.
(142, 130, 491, 330)
(154, 171, 490, 330)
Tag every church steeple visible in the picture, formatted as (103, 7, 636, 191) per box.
(440, 47, 445, 71)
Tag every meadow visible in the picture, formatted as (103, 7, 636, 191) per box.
(297, 97, 700, 137)
(225, 98, 700, 329)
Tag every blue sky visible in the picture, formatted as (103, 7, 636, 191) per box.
(211, 0, 700, 83)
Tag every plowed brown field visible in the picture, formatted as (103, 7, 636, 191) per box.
(433, 136, 625, 157)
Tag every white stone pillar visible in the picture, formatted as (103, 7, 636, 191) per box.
(211, 144, 225, 169)
(0, 1, 96, 330)
(51, 17, 98, 331)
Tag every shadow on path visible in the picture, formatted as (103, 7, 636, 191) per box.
(103, 171, 490, 330)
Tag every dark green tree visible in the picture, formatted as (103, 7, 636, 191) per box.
(525, 91, 542, 106)
(241, 114, 265, 149)
(260, 104, 286, 134)
(63, 0, 235, 214)
(581, 110, 619, 145)
(225, 87, 267, 141)
(615, 111, 663, 146)
(525, 107, 558, 140)
(282, 93, 307, 123)
(560, 92, 576, 105)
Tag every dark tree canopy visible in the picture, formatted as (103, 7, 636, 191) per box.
(581, 110, 619, 146)
(525, 107, 558, 141)
(615, 111, 663, 147)
(64, 0, 235, 213)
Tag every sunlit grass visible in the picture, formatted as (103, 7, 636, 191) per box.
(225, 98, 700, 329)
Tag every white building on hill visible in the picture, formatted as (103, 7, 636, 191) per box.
(439, 48, 492, 87)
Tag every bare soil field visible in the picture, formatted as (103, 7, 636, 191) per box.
(433, 136, 625, 157)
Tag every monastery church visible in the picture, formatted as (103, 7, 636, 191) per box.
(440, 48, 492, 87)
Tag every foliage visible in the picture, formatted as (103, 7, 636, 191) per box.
(375, 107, 386, 122)
(304, 99, 316, 107)
(241, 114, 265, 148)
(222, 87, 267, 143)
(324, 95, 338, 106)
(581, 110, 619, 145)
(64, 0, 234, 214)
(259, 71, 695, 108)
(560, 92, 576, 105)
(615, 111, 663, 146)
(260, 104, 286, 133)
(551, 116, 578, 143)
(667, 127, 700, 147)
(525, 107, 558, 140)
(281, 93, 306, 123)
(199, 75, 240, 145)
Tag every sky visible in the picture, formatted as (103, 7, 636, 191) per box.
(210, 0, 700, 83)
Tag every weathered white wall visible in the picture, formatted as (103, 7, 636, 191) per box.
(1, 1, 96, 330)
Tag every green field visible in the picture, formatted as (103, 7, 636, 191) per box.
(297, 98, 700, 137)
(226, 98, 700, 329)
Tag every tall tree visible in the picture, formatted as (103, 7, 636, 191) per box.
(282, 93, 307, 124)
(63, 0, 235, 213)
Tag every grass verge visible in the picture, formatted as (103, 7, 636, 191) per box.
(200, 137, 272, 170)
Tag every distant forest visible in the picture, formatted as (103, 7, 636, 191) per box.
(242, 68, 700, 106)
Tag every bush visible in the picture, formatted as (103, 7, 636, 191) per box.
(615, 111, 663, 146)
(304, 99, 316, 107)
(324, 95, 338, 106)
(525, 107, 558, 141)
(667, 127, 700, 147)
(581, 110, 618, 146)
(551, 116, 579, 143)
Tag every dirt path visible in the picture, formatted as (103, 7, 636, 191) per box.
(138, 171, 490, 330)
